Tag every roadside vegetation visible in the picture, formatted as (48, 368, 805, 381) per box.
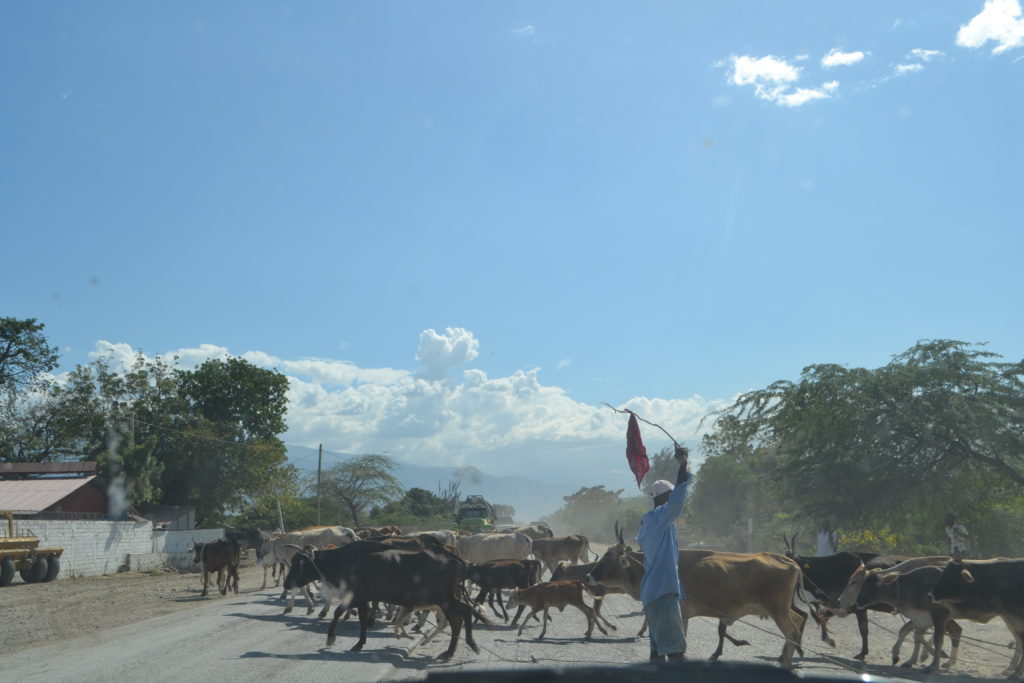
(3, 318, 1023, 555)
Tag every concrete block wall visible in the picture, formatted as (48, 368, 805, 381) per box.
(10, 520, 225, 579)
(14, 518, 154, 577)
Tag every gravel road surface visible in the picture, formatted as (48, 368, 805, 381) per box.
(0, 559, 1016, 681)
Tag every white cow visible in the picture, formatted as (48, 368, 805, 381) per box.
(260, 525, 358, 615)
(458, 532, 533, 565)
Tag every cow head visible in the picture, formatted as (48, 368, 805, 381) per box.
(192, 539, 204, 564)
(586, 521, 641, 594)
(282, 548, 319, 591)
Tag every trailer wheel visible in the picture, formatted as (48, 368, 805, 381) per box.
(0, 556, 14, 587)
(42, 553, 60, 582)
(19, 555, 48, 584)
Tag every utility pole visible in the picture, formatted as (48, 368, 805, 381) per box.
(316, 443, 323, 525)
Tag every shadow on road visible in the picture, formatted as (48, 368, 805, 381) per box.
(239, 645, 455, 671)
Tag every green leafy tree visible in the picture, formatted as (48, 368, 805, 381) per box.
(160, 357, 291, 522)
(642, 446, 680, 489)
(549, 485, 627, 542)
(697, 339, 1024, 554)
(0, 317, 59, 395)
(0, 318, 61, 463)
(319, 454, 404, 527)
(0, 354, 173, 506)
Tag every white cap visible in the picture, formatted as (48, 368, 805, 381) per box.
(648, 480, 674, 498)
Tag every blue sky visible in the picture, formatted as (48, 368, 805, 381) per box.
(4, 2, 1022, 492)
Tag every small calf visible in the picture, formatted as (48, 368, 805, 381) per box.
(508, 580, 609, 640)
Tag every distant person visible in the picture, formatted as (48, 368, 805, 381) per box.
(945, 513, 970, 557)
(636, 445, 690, 662)
(816, 520, 838, 556)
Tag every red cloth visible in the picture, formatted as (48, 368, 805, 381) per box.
(626, 412, 649, 488)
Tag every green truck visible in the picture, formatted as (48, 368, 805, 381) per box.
(454, 494, 495, 533)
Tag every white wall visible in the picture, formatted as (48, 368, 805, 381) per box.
(9, 518, 224, 579)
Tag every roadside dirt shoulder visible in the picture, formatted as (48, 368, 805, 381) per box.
(0, 558, 269, 657)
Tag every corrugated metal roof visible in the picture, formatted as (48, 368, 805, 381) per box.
(0, 476, 99, 514)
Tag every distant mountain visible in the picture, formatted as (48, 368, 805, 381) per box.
(285, 445, 574, 523)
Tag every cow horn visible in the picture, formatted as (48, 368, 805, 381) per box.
(614, 520, 624, 546)
(790, 534, 797, 553)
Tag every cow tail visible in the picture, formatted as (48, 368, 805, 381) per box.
(588, 542, 599, 561)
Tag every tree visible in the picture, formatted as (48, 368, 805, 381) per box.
(161, 357, 292, 522)
(319, 455, 404, 527)
(0, 318, 59, 395)
(698, 339, 1024, 554)
(642, 446, 679, 489)
(0, 350, 296, 524)
(178, 357, 288, 440)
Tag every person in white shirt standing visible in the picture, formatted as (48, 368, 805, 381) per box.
(816, 520, 838, 556)
(945, 513, 970, 557)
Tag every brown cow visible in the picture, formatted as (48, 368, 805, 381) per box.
(192, 537, 240, 597)
(531, 534, 597, 577)
(587, 536, 806, 666)
(508, 580, 609, 641)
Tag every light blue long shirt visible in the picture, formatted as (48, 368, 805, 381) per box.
(636, 476, 689, 607)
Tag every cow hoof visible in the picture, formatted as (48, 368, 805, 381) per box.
(306, 607, 314, 615)
(283, 606, 293, 615)
(436, 651, 454, 661)
(853, 653, 866, 661)
(350, 643, 364, 652)
(900, 661, 913, 668)
(825, 638, 836, 648)
(326, 635, 336, 647)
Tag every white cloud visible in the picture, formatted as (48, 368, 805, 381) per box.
(908, 48, 945, 61)
(415, 327, 480, 381)
(557, 359, 572, 370)
(894, 63, 925, 75)
(78, 332, 729, 495)
(511, 25, 537, 39)
(727, 55, 837, 107)
(730, 55, 800, 88)
(957, 0, 1024, 54)
(821, 49, 867, 68)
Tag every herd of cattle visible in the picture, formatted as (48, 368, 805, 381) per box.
(189, 524, 1024, 676)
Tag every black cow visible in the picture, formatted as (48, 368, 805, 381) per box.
(783, 536, 903, 660)
(192, 537, 240, 597)
(283, 540, 479, 660)
(464, 559, 542, 623)
(844, 563, 962, 669)
(930, 558, 1024, 677)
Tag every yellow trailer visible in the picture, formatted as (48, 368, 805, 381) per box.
(0, 511, 63, 586)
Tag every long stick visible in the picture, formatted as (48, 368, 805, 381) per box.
(601, 403, 680, 447)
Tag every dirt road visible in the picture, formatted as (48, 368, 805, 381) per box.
(0, 557, 1017, 681)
